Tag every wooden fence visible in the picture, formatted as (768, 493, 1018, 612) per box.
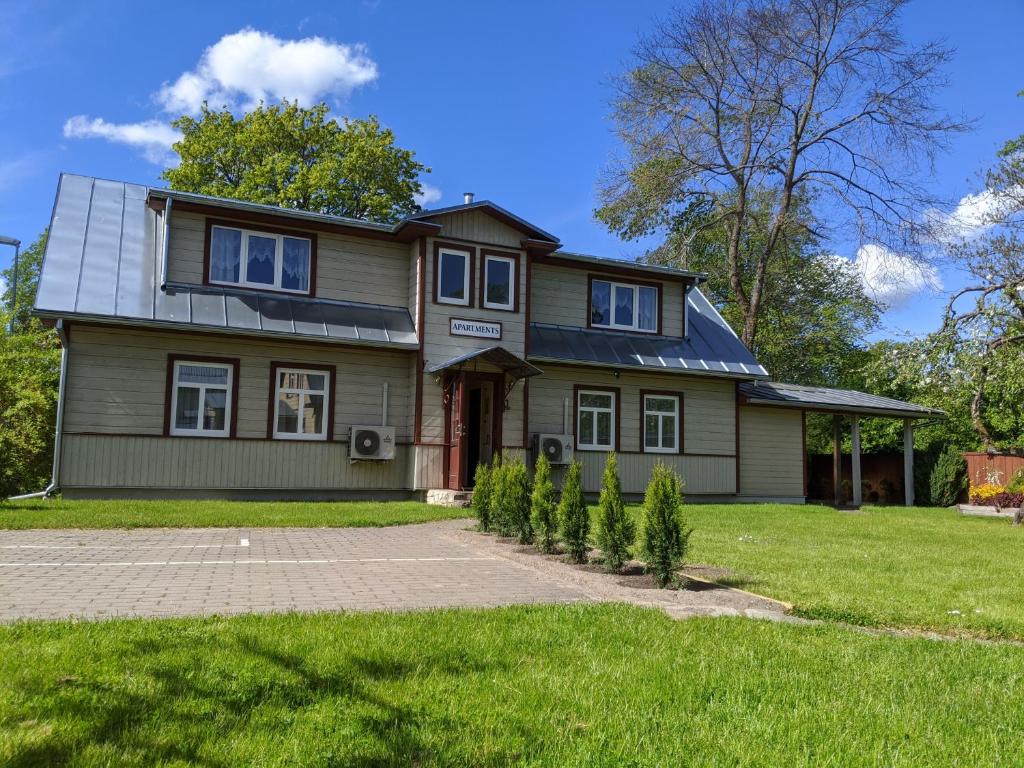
(963, 452, 1024, 488)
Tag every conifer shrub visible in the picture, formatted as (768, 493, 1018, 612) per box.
(530, 454, 559, 553)
(490, 456, 514, 537)
(492, 453, 531, 541)
(472, 461, 494, 532)
(929, 446, 967, 507)
(595, 452, 634, 571)
(558, 461, 590, 563)
(640, 464, 691, 587)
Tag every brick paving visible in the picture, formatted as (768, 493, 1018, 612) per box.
(0, 520, 590, 621)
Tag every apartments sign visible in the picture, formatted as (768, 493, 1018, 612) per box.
(449, 317, 502, 340)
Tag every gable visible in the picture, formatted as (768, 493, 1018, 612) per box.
(430, 209, 526, 249)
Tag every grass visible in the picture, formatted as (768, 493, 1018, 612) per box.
(0, 498, 467, 530)
(626, 503, 1024, 640)
(2, 603, 1023, 767)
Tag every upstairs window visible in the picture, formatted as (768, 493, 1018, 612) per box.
(209, 223, 312, 294)
(272, 366, 332, 441)
(482, 252, 516, 311)
(169, 359, 235, 438)
(590, 278, 659, 333)
(436, 247, 471, 305)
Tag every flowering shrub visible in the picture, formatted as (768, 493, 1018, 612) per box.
(969, 483, 1005, 504)
(992, 492, 1024, 510)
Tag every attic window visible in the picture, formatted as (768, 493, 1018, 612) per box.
(208, 223, 312, 294)
(590, 278, 658, 333)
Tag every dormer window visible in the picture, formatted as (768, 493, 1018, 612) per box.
(590, 277, 659, 333)
(207, 222, 313, 294)
(481, 250, 518, 312)
(434, 244, 474, 306)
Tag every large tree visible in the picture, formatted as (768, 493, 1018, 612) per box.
(164, 101, 429, 223)
(598, 0, 966, 346)
(1, 231, 47, 332)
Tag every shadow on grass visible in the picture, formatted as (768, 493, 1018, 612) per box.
(6, 626, 518, 767)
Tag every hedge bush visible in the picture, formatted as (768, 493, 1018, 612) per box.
(558, 461, 589, 563)
(530, 454, 559, 553)
(493, 454, 532, 543)
(472, 461, 494, 532)
(929, 446, 967, 507)
(640, 464, 690, 587)
(595, 453, 634, 571)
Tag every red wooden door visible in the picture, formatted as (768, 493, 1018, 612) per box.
(447, 373, 467, 489)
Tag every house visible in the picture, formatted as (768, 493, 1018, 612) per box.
(32, 174, 942, 503)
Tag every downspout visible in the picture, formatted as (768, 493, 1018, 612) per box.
(7, 319, 69, 500)
(160, 197, 173, 290)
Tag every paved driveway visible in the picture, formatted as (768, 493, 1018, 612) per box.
(0, 520, 589, 621)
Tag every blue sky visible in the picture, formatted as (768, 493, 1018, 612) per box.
(1, 0, 1022, 338)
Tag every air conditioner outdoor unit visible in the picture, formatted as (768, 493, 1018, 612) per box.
(350, 426, 396, 461)
(533, 433, 574, 466)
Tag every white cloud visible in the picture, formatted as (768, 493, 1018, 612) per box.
(848, 243, 942, 309)
(156, 28, 378, 114)
(63, 116, 180, 164)
(925, 188, 1021, 244)
(414, 184, 442, 208)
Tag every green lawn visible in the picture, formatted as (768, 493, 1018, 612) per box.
(0, 498, 466, 530)
(656, 503, 1024, 640)
(2, 604, 1023, 767)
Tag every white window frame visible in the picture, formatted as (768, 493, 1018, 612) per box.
(437, 248, 471, 306)
(577, 389, 616, 452)
(643, 394, 679, 454)
(209, 224, 312, 295)
(169, 360, 233, 438)
(591, 278, 659, 333)
(272, 367, 331, 441)
(482, 253, 516, 311)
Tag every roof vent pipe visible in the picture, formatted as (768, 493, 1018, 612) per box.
(463, 192, 474, 205)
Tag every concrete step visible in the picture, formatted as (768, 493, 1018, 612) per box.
(426, 489, 474, 508)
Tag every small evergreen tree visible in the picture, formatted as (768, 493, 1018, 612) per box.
(929, 445, 967, 507)
(490, 457, 514, 537)
(531, 454, 559, 553)
(640, 464, 691, 587)
(595, 453, 634, 571)
(558, 461, 590, 563)
(506, 457, 533, 544)
(472, 461, 494, 531)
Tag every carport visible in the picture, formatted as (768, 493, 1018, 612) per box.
(738, 382, 946, 506)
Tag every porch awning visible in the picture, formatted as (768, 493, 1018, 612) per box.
(425, 346, 542, 380)
(738, 381, 945, 420)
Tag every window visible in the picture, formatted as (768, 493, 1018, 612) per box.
(272, 366, 332, 440)
(643, 394, 679, 453)
(169, 360, 234, 437)
(482, 252, 516, 311)
(209, 224, 312, 294)
(437, 248, 471, 305)
(577, 389, 616, 451)
(590, 278, 659, 332)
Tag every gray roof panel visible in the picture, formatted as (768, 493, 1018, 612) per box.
(35, 174, 419, 351)
(426, 346, 542, 379)
(739, 381, 945, 418)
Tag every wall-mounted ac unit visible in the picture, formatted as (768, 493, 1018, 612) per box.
(350, 426, 396, 461)
(533, 433, 574, 466)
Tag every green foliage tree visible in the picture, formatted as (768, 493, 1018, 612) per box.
(164, 101, 429, 223)
(491, 454, 531, 542)
(0, 309, 61, 497)
(595, 453, 634, 571)
(490, 459, 513, 537)
(530, 454, 559, 553)
(472, 461, 494, 532)
(929, 446, 967, 507)
(557, 461, 590, 563)
(1, 231, 47, 331)
(640, 464, 690, 587)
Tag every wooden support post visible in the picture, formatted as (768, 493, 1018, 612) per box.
(851, 416, 862, 507)
(904, 418, 915, 507)
(832, 415, 842, 506)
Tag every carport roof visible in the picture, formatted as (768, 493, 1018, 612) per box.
(739, 381, 945, 419)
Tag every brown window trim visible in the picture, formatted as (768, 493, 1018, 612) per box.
(267, 361, 337, 441)
(203, 217, 319, 298)
(478, 248, 521, 313)
(573, 383, 621, 452)
(433, 241, 477, 308)
(586, 274, 663, 335)
(163, 354, 241, 438)
(639, 390, 684, 455)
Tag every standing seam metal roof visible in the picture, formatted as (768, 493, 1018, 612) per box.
(739, 381, 946, 418)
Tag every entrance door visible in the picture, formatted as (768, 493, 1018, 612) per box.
(446, 373, 467, 490)
(446, 372, 503, 490)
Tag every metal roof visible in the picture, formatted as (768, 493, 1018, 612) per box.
(34, 174, 418, 349)
(406, 200, 560, 243)
(739, 381, 946, 419)
(425, 346, 543, 380)
(547, 250, 706, 282)
(528, 288, 768, 378)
